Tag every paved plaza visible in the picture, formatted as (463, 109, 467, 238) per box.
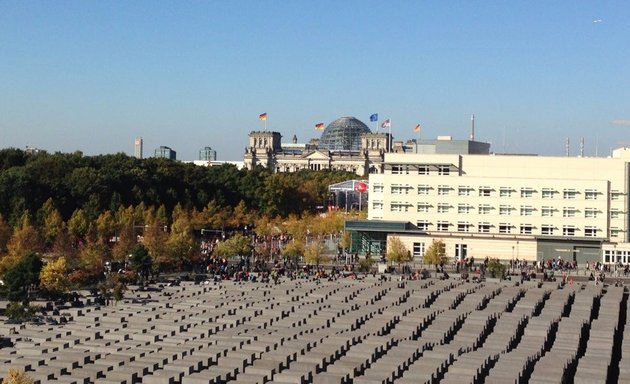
(0, 276, 628, 383)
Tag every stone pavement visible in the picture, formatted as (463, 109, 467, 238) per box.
(0, 276, 627, 383)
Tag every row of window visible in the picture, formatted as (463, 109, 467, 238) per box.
(377, 201, 621, 218)
(604, 250, 630, 264)
(391, 165, 451, 175)
(415, 220, 602, 237)
(375, 183, 614, 200)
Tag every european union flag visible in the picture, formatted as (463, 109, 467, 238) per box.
(370, 113, 378, 122)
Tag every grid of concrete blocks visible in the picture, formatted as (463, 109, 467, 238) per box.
(0, 276, 627, 384)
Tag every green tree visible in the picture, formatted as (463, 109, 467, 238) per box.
(386, 236, 412, 272)
(37, 198, 64, 247)
(2, 253, 43, 303)
(129, 244, 152, 283)
(487, 258, 506, 279)
(67, 208, 89, 244)
(0, 214, 12, 254)
(424, 240, 448, 276)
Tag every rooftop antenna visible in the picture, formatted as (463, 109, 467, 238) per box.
(566, 137, 570, 156)
(580, 138, 584, 157)
(470, 114, 475, 141)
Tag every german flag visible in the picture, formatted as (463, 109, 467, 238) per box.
(315, 123, 325, 130)
(258, 113, 267, 121)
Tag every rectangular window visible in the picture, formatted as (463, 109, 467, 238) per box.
(437, 203, 450, 213)
(563, 207, 576, 218)
(457, 222, 471, 232)
(478, 222, 490, 233)
(611, 209, 621, 219)
(563, 189, 577, 199)
(372, 184, 384, 193)
(499, 205, 511, 216)
(541, 225, 554, 236)
(437, 221, 449, 231)
(584, 208, 598, 218)
(417, 185, 430, 195)
(417, 203, 430, 213)
(391, 185, 407, 194)
(499, 187, 512, 198)
(584, 226, 597, 237)
(585, 189, 598, 200)
(478, 204, 491, 215)
(392, 165, 404, 174)
(479, 186, 492, 197)
(390, 202, 409, 212)
(457, 204, 472, 215)
(418, 166, 429, 175)
(520, 224, 533, 235)
(520, 206, 534, 216)
(372, 201, 383, 210)
(520, 188, 534, 198)
(604, 250, 612, 264)
(542, 188, 555, 199)
(499, 223, 511, 234)
(438, 185, 451, 196)
(412, 242, 425, 257)
(416, 220, 429, 231)
(541, 206, 554, 217)
(437, 165, 450, 175)
(458, 186, 472, 196)
(611, 227, 621, 238)
(563, 225, 576, 237)
(611, 191, 622, 200)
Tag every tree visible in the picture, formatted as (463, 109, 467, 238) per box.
(39, 257, 70, 294)
(129, 244, 152, 283)
(67, 208, 89, 245)
(2, 253, 43, 303)
(424, 240, 448, 276)
(212, 234, 253, 260)
(386, 236, 412, 272)
(0, 214, 12, 254)
(303, 242, 330, 268)
(282, 241, 304, 271)
(1, 368, 34, 384)
(487, 258, 506, 279)
(37, 198, 64, 248)
(6, 213, 44, 259)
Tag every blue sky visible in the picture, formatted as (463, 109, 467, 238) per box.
(1, 1, 629, 160)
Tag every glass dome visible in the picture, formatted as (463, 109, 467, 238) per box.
(319, 117, 371, 151)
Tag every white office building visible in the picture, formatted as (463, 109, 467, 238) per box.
(346, 148, 630, 264)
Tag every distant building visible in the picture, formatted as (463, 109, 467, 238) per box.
(25, 145, 43, 155)
(243, 116, 490, 176)
(134, 137, 143, 159)
(184, 160, 245, 169)
(199, 147, 217, 161)
(154, 146, 176, 160)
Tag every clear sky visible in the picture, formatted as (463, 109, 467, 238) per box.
(1, 1, 629, 160)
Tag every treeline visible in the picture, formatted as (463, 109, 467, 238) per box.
(0, 148, 355, 225)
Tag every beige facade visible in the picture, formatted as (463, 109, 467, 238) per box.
(365, 148, 630, 264)
(243, 131, 390, 175)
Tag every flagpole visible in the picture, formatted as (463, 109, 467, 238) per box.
(388, 119, 392, 152)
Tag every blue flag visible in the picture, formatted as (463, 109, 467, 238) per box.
(370, 113, 378, 122)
